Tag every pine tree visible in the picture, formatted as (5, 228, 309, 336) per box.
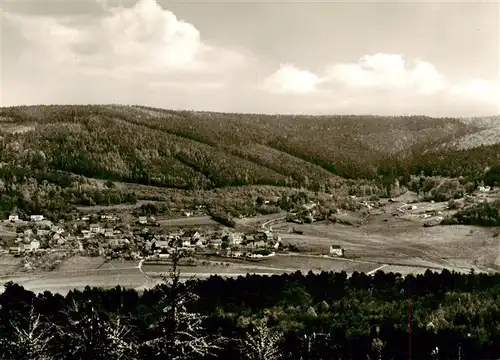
(6, 304, 54, 360)
(140, 248, 222, 359)
(240, 317, 283, 360)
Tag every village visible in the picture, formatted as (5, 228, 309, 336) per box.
(0, 211, 335, 271)
(0, 182, 497, 276)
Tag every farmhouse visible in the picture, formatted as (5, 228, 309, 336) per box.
(181, 237, 192, 247)
(329, 245, 345, 257)
(153, 240, 170, 251)
(227, 232, 243, 245)
(303, 202, 318, 211)
(30, 215, 44, 222)
(184, 230, 202, 241)
(101, 214, 119, 222)
(194, 238, 206, 247)
(246, 239, 267, 248)
(244, 235, 255, 242)
(30, 240, 40, 252)
(104, 228, 115, 238)
(272, 238, 283, 249)
(8, 215, 19, 222)
(211, 238, 223, 248)
(262, 230, 274, 241)
(89, 224, 101, 233)
(9, 246, 21, 256)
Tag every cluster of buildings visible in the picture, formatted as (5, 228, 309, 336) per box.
(6, 216, 70, 256)
(2, 212, 287, 261)
(148, 228, 283, 259)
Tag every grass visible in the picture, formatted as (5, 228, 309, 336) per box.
(56, 256, 106, 272)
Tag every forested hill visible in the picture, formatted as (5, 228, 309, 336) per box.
(1, 105, 500, 191)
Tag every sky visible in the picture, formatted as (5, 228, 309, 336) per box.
(1, 0, 499, 116)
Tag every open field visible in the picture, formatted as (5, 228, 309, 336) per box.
(0, 247, 484, 296)
(56, 256, 107, 271)
(0, 255, 22, 276)
(157, 216, 219, 226)
(274, 215, 497, 273)
(250, 254, 378, 273)
(2, 188, 499, 294)
(0, 267, 147, 295)
(98, 260, 139, 270)
(0, 225, 17, 238)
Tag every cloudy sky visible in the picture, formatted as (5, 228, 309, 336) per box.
(1, 0, 499, 116)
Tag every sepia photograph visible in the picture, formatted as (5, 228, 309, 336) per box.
(1, 0, 499, 358)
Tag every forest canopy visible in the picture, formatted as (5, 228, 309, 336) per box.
(2, 269, 500, 360)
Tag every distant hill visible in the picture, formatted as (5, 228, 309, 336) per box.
(1, 105, 500, 193)
(441, 116, 500, 151)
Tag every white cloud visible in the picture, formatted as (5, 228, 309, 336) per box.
(261, 53, 498, 116)
(4, 0, 249, 79)
(2, 2, 498, 118)
(261, 64, 324, 94)
(325, 53, 446, 94)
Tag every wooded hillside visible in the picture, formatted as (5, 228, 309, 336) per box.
(2, 104, 499, 193)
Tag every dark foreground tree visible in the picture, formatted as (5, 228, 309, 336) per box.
(140, 248, 223, 359)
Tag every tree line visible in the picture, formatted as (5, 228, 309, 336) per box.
(2, 262, 500, 359)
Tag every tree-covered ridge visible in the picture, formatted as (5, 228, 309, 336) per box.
(2, 269, 500, 359)
(1, 104, 499, 192)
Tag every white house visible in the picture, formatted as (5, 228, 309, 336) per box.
(101, 214, 118, 221)
(211, 238, 223, 248)
(138, 216, 148, 225)
(104, 229, 114, 238)
(303, 202, 318, 211)
(89, 224, 101, 233)
(195, 238, 206, 247)
(30, 215, 44, 222)
(478, 186, 491, 193)
(29, 240, 40, 252)
(329, 245, 345, 257)
(8, 215, 19, 222)
(227, 232, 243, 245)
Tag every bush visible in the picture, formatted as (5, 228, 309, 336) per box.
(444, 200, 500, 227)
(210, 210, 236, 227)
(447, 199, 461, 210)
